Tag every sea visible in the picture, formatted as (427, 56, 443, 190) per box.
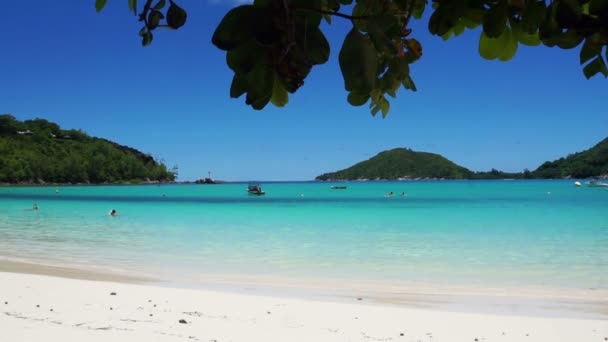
(1, 180, 607, 311)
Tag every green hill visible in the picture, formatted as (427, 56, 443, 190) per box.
(532, 138, 608, 179)
(316, 138, 608, 181)
(316, 148, 473, 181)
(0, 114, 175, 184)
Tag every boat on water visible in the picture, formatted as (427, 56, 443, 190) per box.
(587, 180, 608, 188)
(247, 183, 266, 195)
(330, 185, 347, 190)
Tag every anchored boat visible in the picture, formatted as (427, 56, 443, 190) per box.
(247, 183, 266, 195)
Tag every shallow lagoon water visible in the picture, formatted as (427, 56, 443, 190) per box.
(0, 180, 606, 293)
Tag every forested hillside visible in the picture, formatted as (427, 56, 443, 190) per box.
(316, 148, 473, 180)
(0, 115, 175, 184)
(532, 138, 608, 178)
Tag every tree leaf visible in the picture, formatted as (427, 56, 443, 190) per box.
(402, 76, 417, 91)
(212, 6, 254, 51)
(128, 0, 137, 14)
(167, 0, 187, 29)
(580, 39, 603, 65)
(479, 32, 499, 60)
(517, 32, 541, 46)
(582, 56, 608, 79)
(153, 0, 166, 10)
(226, 41, 257, 74)
(142, 32, 153, 46)
(303, 27, 330, 65)
(412, 0, 426, 19)
(371, 104, 381, 116)
(512, 22, 541, 46)
(347, 92, 370, 106)
(380, 97, 390, 118)
(542, 30, 583, 49)
(246, 62, 274, 110)
(483, 3, 508, 38)
(339, 29, 378, 94)
(253, 0, 272, 6)
(497, 29, 518, 61)
(270, 78, 289, 107)
(95, 0, 108, 12)
(230, 75, 247, 98)
(588, 0, 608, 16)
(147, 10, 164, 30)
(479, 29, 518, 61)
(428, 8, 454, 37)
(251, 8, 280, 47)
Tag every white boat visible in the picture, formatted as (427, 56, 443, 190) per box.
(587, 180, 608, 188)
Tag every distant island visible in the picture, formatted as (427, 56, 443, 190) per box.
(316, 138, 608, 181)
(0, 115, 176, 184)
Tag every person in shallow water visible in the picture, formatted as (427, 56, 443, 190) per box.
(32, 203, 38, 210)
(384, 192, 394, 197)
(109, 209, 118, 217)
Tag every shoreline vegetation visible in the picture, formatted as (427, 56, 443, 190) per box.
(0, 115, 176, 185)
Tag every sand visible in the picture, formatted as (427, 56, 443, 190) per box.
(1, 269, 607, 342)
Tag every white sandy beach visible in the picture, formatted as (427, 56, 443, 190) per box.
(1, 268, 607, 342)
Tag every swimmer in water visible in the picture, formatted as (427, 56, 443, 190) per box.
(109, 209, 118, 217)
(33, 203, 38, 210)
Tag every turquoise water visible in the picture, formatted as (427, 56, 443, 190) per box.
(0, 181, 607, 292)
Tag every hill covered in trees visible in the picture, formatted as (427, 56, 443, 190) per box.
(532, 138, 608, 179)
(316, 138, 608, 181)
(316, 148, 474, 181)
(0, 115, 175, 184)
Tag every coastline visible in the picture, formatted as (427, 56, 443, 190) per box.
(1, 258, 607, 320)
(1, 176, 607, 187)
(1, 271, 606, 342)
(0, 259, 153, 284)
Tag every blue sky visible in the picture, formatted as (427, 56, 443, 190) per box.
(0, 1, 606, 181)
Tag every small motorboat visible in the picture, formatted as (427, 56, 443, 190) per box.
(587, 180, 608, 188)
(330, 185, 347, 190)
(574, 181, 582, 187)
(247, 183, 266, 195)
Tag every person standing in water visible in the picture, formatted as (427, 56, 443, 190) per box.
(32, 203, 38, 210)
(109, 209, 118, 217)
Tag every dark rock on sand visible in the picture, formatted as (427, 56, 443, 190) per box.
(179, 319, 187, 324)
